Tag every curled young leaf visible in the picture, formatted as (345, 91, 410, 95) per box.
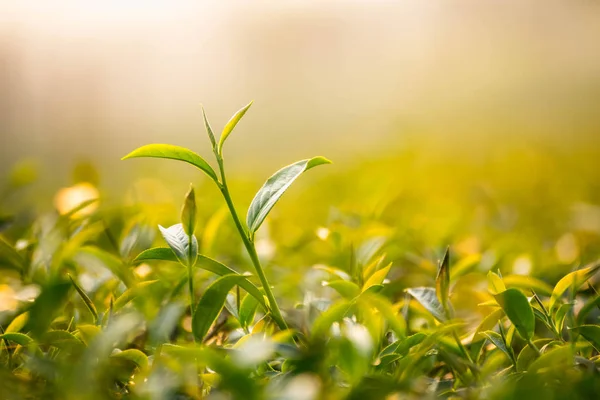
(159, 223, 198, 267)
(217, 101, 253, 156)
(181, 184, 197, 236)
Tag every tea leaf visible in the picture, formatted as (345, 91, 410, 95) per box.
(549, 261, 600, 313)
(487, 271, 506, 295)
(246, 157, 331, 234)
(494, 288, 535, 340)
(503, 274, 553, 296)
(68, 274, 98, 323)
(0, 235, 24, 272)
(571, 325, 600, 351)
(122, 144, 218, 182)
(110, 348, 149, 370)
(134, 247, 179, 263)
(482, 331, 513, 362)
(312, 301, 354, 339)
(217, 101, 253, 156)
(239, 293, 260, 330)
(473, 308, 505, 342)
(192, 275, 249, 341)
(363, 262, 392, 292)
(324, 280, 361, 299)
(24, 280, 72, 338)
(159, 223, 198, 267)
(113, 280, 160, 311)
(0, 332, 33, 347)
(181, 184, 197, 236)
(576, 293, 600, 325)
(435, 247, 450, 311)
(406, 287, 447, 322)
(201, 105, 217, 149)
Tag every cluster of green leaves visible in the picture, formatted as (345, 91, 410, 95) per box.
(0, 103, 600, 400)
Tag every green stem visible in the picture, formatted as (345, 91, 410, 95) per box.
(188, 234, 196, 317)
(215, 157, 288, 331)
(527, 337, 542, 356)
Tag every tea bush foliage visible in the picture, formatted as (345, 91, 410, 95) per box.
(1, 103, 599, 400)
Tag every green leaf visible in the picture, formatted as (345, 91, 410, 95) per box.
(359, 292, 406, 338)
(113, 280, 160, 311)
(528, 345, 573, 374)
(24, 280, 72, 338)
(576, 293, 600, 325)
(75, 246, 135, 287)
(181, 184, 197, 236)
(122, 143, 218, 182)
(487, 271, 506, 295)
(516, 338, 553, 371)
(0, 332, 33, 347)
(0, 235, 24, 272)
(239, 293, 260, 330)
(6, 312, 28, 333)
(324, 280, 361, 299)
(435, 247, 450, 311)
(494, 288, 535, 340)
(406, 287, 446, 322)
(134, 247, 178, 263)
(549, 261, 600, 313)
(217, 101, 253, 156)
(40, 330, 85, 351)
(246, 157, 332, 234)
(473, 308, 505, 342)
(68, 274, 98, 323)
(572, 325, 600, 351)
(311, 301, 354, 339)
(503, 275, 553, 297)
(192, 275, 248, 341)
(201, 105, 217, 149)
(554, 302, 574, 333)
(134, 249, 267, 309)
(111, 348, 149, 370)
(159, 223, 198, 267)
(363, 263, 392, 292)
(482, 331, 514, 363)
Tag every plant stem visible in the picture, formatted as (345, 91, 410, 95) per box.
(215, 157, 288, 331)
(527, 337, 541, 356)
(188, 234, 196, 317)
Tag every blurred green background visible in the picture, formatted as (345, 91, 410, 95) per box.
(1, 1, 599, 279)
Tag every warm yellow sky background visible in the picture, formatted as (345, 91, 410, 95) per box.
(1, 1, 600, 183)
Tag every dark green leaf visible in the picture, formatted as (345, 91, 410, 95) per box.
(246, 157, 331, 234)
(122, 143, 218, 182)
(192, 275, 248, 341)
(577, 293, 600, 325)
(494, 288, 535, 340)
(571, 325, 600, 351)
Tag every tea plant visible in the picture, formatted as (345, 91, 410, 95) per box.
(0, 103, 599, 400)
